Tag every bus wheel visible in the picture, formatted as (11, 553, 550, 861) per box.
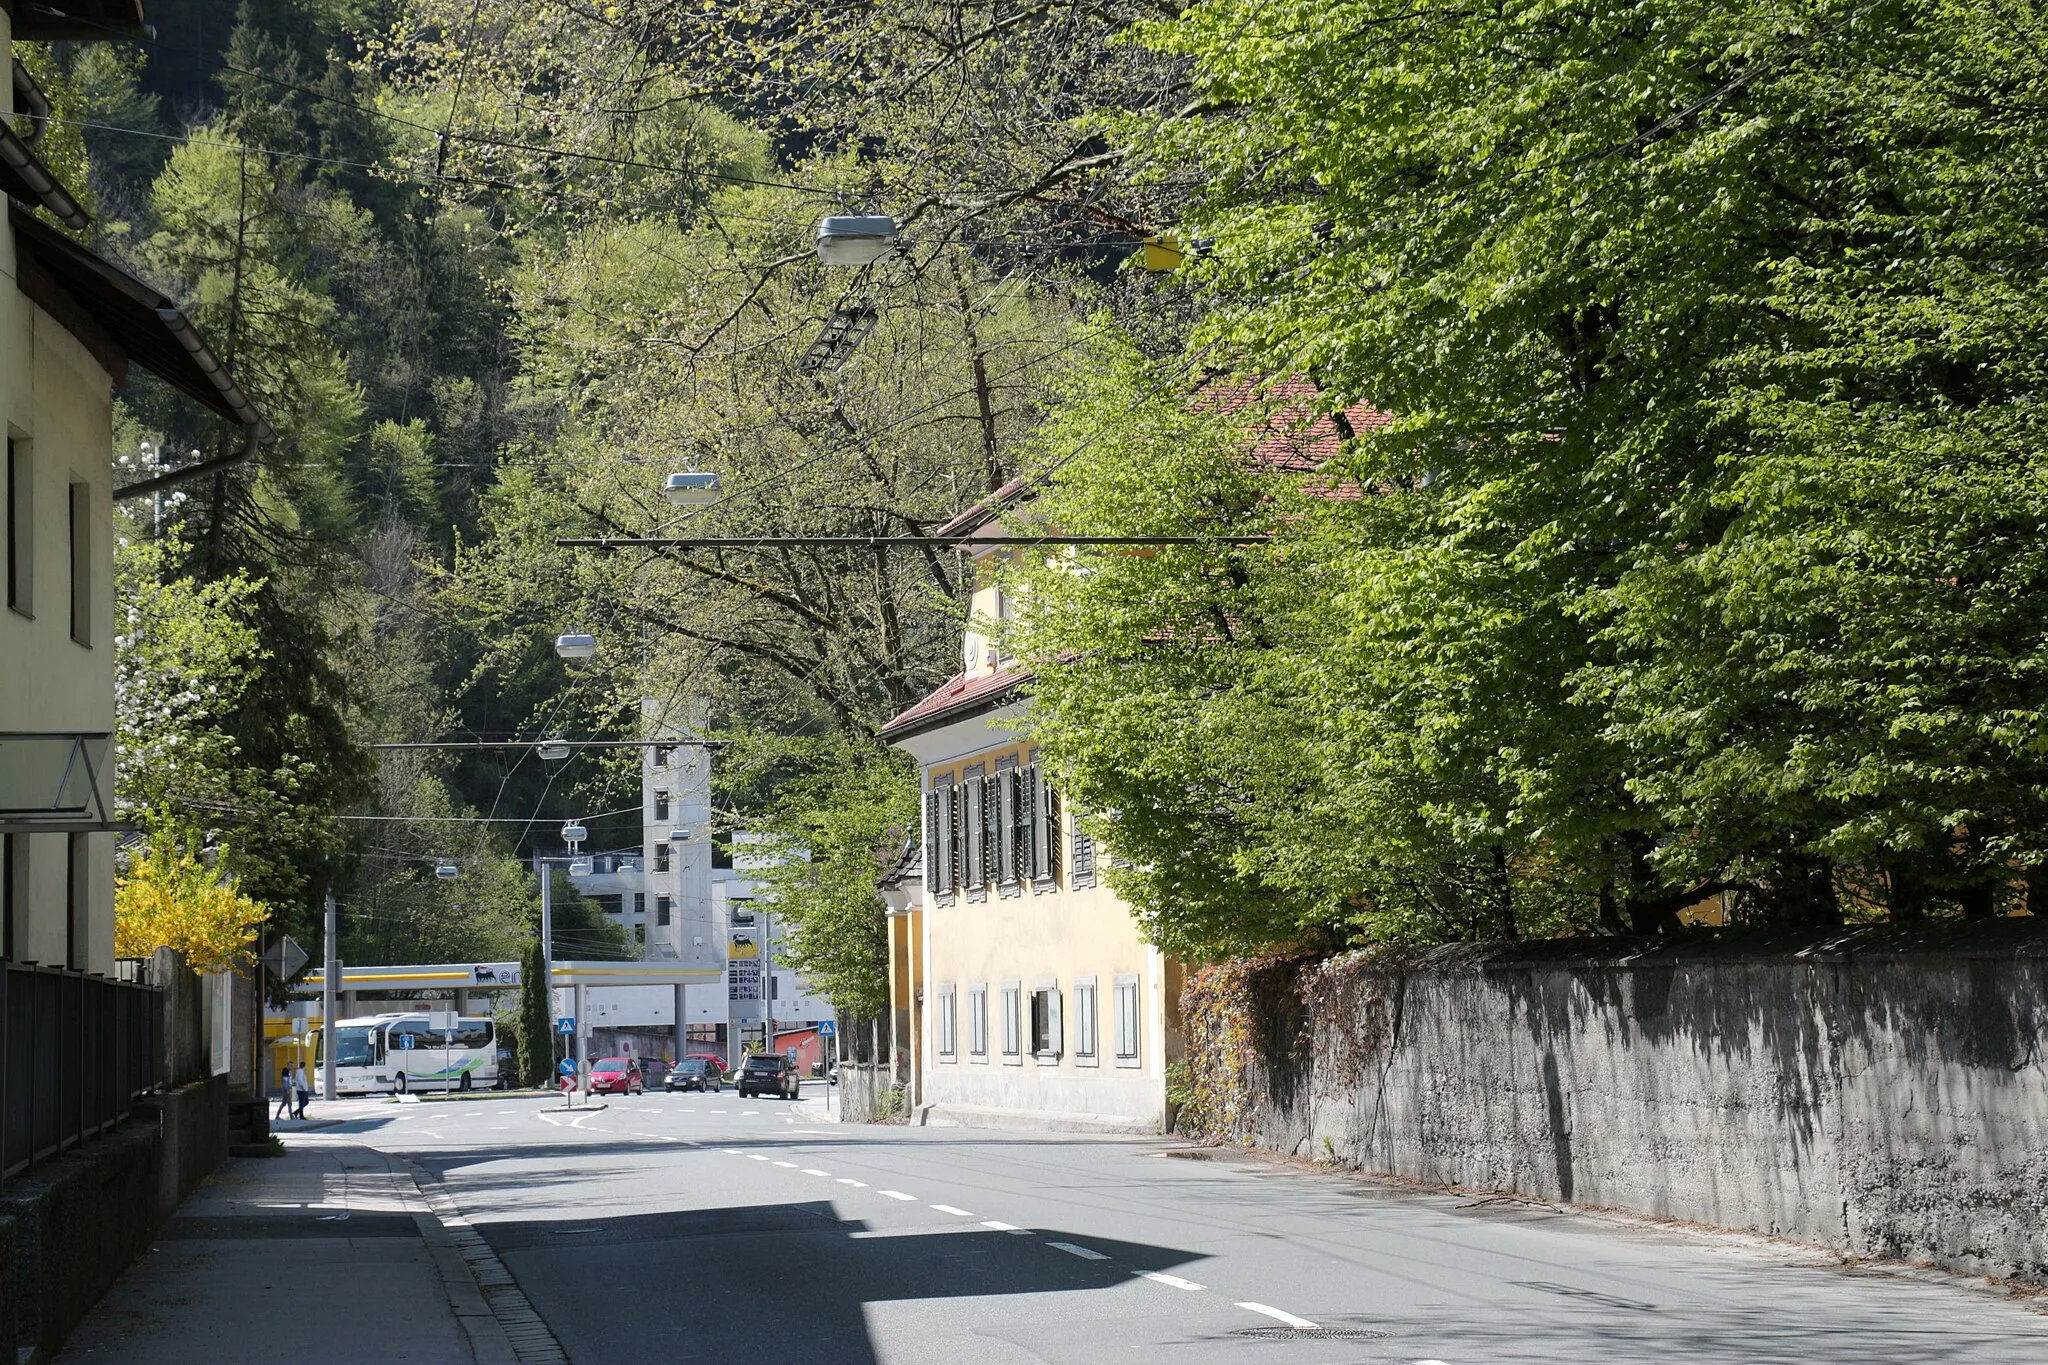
(395, 1072, 409, 1095)
(459, 1072, 473, 1093)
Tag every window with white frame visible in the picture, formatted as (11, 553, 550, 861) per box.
(968, 984, 988, 1059)
(936, 985, 957, 1060)
(1073, 977, 1097, 1064)
(1000, 983, 1022, 1061)
(1113, 975, 1141, 1066)
(1030, 984, 1061, 1060)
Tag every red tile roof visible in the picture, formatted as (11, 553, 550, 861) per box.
(1196, 378, 1387, 489)
(878, 665, 1034, 743)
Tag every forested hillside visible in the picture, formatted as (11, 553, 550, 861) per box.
(79, 1, 2048, 991)
(79, 0, 1186, 988)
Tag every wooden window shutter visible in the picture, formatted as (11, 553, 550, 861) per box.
(963, 777, 984, 889)
(1015, 766, 1038, 881)
(935, 782, 956, 894)
(996, 771, 1017, 882)
(981, 776, 1000, 885)
(1032, 773, 1056, 885)
(924, 790, 941, 895)
(1071, 818, 1096, 889)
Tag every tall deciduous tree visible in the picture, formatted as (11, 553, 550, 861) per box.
(1012, 0, 2048, 949)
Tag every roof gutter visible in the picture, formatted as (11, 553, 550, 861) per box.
(153, 307, 273, 440)
(0, 119, 88, 229)
(112, 423, 261, 502)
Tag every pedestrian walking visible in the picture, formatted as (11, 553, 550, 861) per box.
(273, 1063, 294, 1120)
(292, 1063, 312, 1120)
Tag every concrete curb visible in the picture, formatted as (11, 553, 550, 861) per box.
(394, 1154, 568, 1365)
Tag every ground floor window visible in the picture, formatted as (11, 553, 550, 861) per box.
(1000, 983, 1022, 1061)
(1030, 986, 1062, 1059)
(1072, 978, 1096, 1064)
(936, 985, 957, 1060)
(1113, 975, 1141, 1067)
(968, 984, 988, 1060)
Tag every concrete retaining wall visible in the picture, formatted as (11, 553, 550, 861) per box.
(0, 1077, 227, 1358)
(1185, 921, 2048, 1284)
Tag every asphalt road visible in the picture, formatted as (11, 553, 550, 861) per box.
(290, 1086, 2048, 1365)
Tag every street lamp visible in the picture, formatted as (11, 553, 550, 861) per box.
(663, 471, 721, 506)
(568, 858, 593, 878)
(536, 737, 571, 761)
(434, 861, 460, 880)
(561, 821, 588, 847)
(554, 633, 597, 660)
(814, 214, 897, 266)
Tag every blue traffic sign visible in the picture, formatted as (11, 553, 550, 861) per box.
(816, 1019, 835, 1037)
(399, 1033, 415, 1049)
(556, 1017, 575, 1035)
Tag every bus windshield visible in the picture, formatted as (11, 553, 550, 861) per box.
(332, 1026, 377, 1068)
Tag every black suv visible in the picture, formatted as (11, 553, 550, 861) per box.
(736, 1054, 799, 1100)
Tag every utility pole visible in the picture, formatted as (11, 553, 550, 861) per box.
(761, 908, 774, 1061)
(539, 856, 555, 1061)
(321, 889, 338, 1102)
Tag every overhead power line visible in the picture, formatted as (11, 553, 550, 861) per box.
(557, 534, 1273, 550)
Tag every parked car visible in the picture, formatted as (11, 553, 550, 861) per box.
(665, 1057, 722, 1093)
(588, 1057, 644, 1095)
(736, 1054, 799, 1100)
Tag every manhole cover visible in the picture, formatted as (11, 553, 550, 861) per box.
(1233, 1327, 1388, 1342)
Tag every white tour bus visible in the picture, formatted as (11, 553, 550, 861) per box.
(329, 1012, 499, 1095)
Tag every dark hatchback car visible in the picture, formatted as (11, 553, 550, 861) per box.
(665, 1057, 723, 1093)
(736, 1054, 799, 1100)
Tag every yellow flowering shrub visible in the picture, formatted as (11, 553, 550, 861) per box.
(115, 841, 269, 970)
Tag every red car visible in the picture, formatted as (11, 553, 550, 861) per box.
(588, 1057, 644, 1095)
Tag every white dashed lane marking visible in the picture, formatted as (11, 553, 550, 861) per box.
(772, 1161, 798, 1168)
(837, 1178, 867, 1187)
(1047, 1242, 1110, 1261)
(1237, 1303, 1318, 1330)
(1136, 1271, 1204, 1292)
(802, 1168, 831, 1176)
(747, 1155, 770, 1162)
(878, 1190, 918, 1201)
(930, 1205, 975, 1218)
(982, 1221, 1029, 1235)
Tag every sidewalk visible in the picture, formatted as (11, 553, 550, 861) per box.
(54, 1144, 489, 1364)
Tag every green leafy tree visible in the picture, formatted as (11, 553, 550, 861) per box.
(1004, 0, 2048, 945)
(740, 741, 919, 1020)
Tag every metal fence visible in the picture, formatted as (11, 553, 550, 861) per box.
(1, 961, 165, 1181)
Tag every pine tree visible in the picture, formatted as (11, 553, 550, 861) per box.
(518, 938, 553, 1087)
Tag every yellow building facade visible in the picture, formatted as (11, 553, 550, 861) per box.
(882, 505, 1182, 1132)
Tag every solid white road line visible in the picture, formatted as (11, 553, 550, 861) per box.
(837, 1178, 868, 1187)
(1135, 1271, 1205, 1292)
(878, 1190, 918, 1201)
(930, 1205, 975, 1217)
(981, 1221, 1029, 1235)
(1047, 1242, 1110, 1261)
(1236, 1303, 1318, 1330)
(802, 1168, 831, 1176)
